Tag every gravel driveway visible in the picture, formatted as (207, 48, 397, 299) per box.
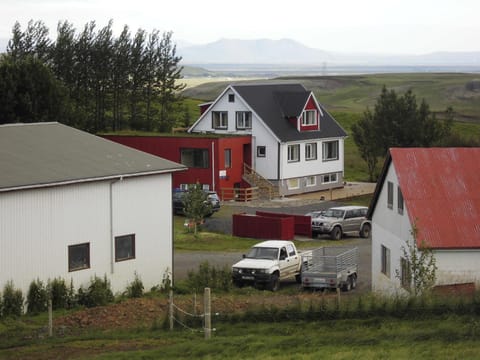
(174, 199, 372, 293)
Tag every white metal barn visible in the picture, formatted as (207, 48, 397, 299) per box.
(0, 122, 185, 296)
(369, 148, 480, 296)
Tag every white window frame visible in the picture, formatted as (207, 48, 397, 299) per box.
(235, 111, 252, 129)
(257, 146, 266, 158)
(302, 110, 317, 126)
(322, 140, 339, 161)
(398, 186, 404, 214)
(212, 111, 228, 129)
(287, 144, 300, 163)
(306, 176, 316, 187)
(321, 173, 337, 184)
(305, 143, 317, 161)
(287, 178, 300, 189)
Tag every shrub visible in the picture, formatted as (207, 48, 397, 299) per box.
(186, 261, 232, 293)
(126, 272, 144, 298)
(26, 279, 48, 314)
(2, 281, 24, 317)
(77, 275, 114, 308)
(48, 278, 69, 310)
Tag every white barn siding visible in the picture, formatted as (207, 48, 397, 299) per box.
(0, 174, 172, 296)
(433, 250, 480, 287)
(252, 123, 279, 180)
(371, 163, 412, 295)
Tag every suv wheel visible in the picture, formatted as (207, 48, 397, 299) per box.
(360, 223, 371, 238)
(331, 226, 342, 240)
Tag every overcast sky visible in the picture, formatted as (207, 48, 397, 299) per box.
(1, 0, 479, 54)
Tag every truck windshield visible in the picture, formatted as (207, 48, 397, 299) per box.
(323, 209, 345, 218)
(245, 247, 278, 260)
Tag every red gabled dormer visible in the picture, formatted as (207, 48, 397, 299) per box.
(299, 94, 321, 132)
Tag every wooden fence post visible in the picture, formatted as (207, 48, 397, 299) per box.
(204, 287, 211, 339)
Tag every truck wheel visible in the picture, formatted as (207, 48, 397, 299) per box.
(360, 223, 371, 238)
(331, 226, 342, 240)
(295, 273, 302, 284)
(268, 273, 280, 292)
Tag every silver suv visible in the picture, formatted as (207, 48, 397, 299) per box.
(311, 206, 371, 240)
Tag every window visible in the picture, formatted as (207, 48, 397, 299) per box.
(322, 140, 339, 161)
(115, 234, 135, 262)
(305, 143, 317, 160)
(302, 110, 317, 126)
(287, 144, 300, 162)
(228, 94, 235, 102)
(387, 181, 394, 209)
(212, 111, 228, 129)
(381, 245, 391, 277)
(306, 176, 316, 187)
(257, 146, 266, 157)
(287, 178, 299, 189)
(224, 148, 231, 169)
(286, 243, 296, 256)
(236, 111, 252, 129)
(400, 257, 411, 289)
(181, 148, 209, 168)
(398, 186, 404, 214)
(68, 243, 90, 272)
(322, 173, 338, 184)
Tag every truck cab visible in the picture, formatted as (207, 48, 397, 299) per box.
(231, 240, 303, 291)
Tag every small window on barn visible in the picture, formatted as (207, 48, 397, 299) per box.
(180, 148, 209, 168)
(224, 148, 231, 169)
(398, 186, 404, 215)
(381, 245, 390, 278)
(228, 94, 235, 102)
(387, 181, 394, 209)
(257, 146, 266, 157)
(68, 243, 90, 272)
(115, 234, 135, 262)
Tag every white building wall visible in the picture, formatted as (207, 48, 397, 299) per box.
(252, 122, 279, 180)
(281, 138, 344, 179)
(0, 174, 173, 297)
(371, 163, 412, 295)
(434, 250, 480, 287)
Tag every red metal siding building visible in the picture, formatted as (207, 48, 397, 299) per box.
(103, 135, 251, 198)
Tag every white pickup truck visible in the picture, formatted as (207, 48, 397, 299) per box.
(232, 241, 359, 292)
(231, 240, 308, 291)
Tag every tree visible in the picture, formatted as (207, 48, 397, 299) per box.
(352, 86, 453, 180)
(0, 56, 71, 124)
(396, 223, 437, 296)
(182, 184, 212, 235)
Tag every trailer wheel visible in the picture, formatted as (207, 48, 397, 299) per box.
(331, 226, 342, 240)
(268, 273, 280, 292)
(351, 275, 357, 289)
(342, 276, 352, 292)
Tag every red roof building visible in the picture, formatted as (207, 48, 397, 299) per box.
(369, 147, 480, 295)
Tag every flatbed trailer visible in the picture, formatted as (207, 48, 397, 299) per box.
(301, 247, 358, 291)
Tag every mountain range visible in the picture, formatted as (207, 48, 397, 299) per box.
(178, 38, 480, 67)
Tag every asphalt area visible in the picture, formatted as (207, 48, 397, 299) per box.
(174, 199, 372, 294)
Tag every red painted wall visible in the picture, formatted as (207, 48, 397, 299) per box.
(232, 213, 295, 240)
(103, 135, 251, 197)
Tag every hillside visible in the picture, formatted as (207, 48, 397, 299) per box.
(182, 73, 480, 122)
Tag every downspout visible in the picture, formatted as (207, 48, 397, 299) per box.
(109, 177, 122, 274)
(211, 141, 215, 191)
(278, 142, 283, 197)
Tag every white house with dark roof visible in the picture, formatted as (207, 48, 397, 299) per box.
(368, 147, 480, 295)
(188, 83, 347, 196)
(0, 122, 185, 297)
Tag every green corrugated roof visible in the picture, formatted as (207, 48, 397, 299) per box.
(0, 122, 186, 192)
